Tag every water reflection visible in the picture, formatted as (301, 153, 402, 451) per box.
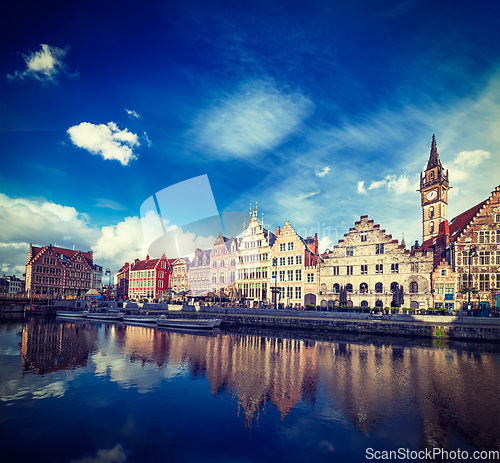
(4, 319, 500, 455)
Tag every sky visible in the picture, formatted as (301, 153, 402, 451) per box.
(1, 0, 499, 276)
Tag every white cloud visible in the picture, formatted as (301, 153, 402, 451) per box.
(319, 236, 333, 253)
(447, 150, 490, 183)
(67, 122, 140, 165)
(315, 166, 331, 177)
(143, 131, 152, 147)
(366, 174, 417, 195)
(69, 444, 126, 463)
(7, 44, 77, 83)
(357, 181, 366, 194)
(94, 199, 127, 211)
(192, 81, 314, 158)
(91, 216, 148, 269)
(125, 108, 141, 119)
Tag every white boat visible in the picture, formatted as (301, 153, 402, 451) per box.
(57, 310, 88, 318)
(86, 312, 124, 321)
(123, 315, 158, 323)
(157, 316, 221, 329)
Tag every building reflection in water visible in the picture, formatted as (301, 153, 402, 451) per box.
(21, 319, 99, 375)
(20, 320, 500, 453)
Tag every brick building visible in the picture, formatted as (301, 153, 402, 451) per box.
(422, 186, 500, 313)
(26, 244, 93, 298)
(128, 255, 171, 301)
(115, 262, 130, 300)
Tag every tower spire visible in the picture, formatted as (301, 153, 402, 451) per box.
(426, 134, 442, 170)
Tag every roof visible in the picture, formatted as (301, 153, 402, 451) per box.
(426, 134, 442, 170)
(420, 199, 488, 250)
(131, 258, 159, 271)
(28, 244, 93, 266)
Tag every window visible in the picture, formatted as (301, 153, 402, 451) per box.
(390, 282, 399, 293)
(288, 242, 294, 251)
(346, 247, 354, 257)
(375, 282, 383, 293)
(435, 283, 444, 295)
(279, 257, 285, 266)
(360, 232, 367, 242)
(429, 206, 434, 218)
(440, 269, 447, 276)
(375, 244, 384, 255)
(280, 243, 286, 252)
(295, 287, 301, 300)
(409, 281, 418, 293)
(496, 214, 500, 223)
(479, 251, 490, 265)
(287, 286, 293, 299)
(479, 231, 490, 244)
(159, 280, 163, 288)
(287, 256, 294, 265)
(496, 251, 500, 265)
(391, 263, 399, 273)
(307, 273, 314, 283)
(361, 265, 368, 274)
(279, 270, 285, 282)
(430, 222, 434, 234)
(411, 262, 419, 273)
(161, 261, 166, 269)
(287, 270, 293, 281)
(360, 283, 368, 293)
(333, 266, 339, 276)
(333, 283, 340, 294)
(296, 255, 302, 265)
(479, 274, 490, 291)
(376, 264, 383, 274)
(295, 269, 302, 281)
(346, 283, 353, 293)
(346, 266, 353, 275)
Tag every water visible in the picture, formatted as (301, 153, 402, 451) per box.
(1, 318, 499, 463)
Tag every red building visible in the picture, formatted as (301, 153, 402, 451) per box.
(128, 254, 172, 301)
(26, 244, 93, 298)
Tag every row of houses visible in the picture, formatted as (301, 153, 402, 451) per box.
(24, 136, 500, 312)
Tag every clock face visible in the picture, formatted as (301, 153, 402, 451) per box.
(426, 190, 437, 200)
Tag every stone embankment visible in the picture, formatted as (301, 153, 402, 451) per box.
(37, 300, 500, 342)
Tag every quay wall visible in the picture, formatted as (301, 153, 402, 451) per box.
(164, 306, 500, 342)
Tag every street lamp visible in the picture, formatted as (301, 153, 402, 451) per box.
(271, 257, 280, 309)
(105, 268, 111, 300)
(466, 245, 477, 315)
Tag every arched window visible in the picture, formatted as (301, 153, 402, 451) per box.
(375, 300, 383, 308)
(410, 281, 418, 293)
(346, 283, 353, 293)
(333, 283, 340, 294)
(390, 282, 399, 292)
(360, 283, 368, 294)
(430, 206, 434, 218)
(361, 300, 368, 307)
(375, 282, 383, 293)
(320, 283, 327, 293)
(430, 222, 434, 233)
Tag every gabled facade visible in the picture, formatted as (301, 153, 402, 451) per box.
(115, 263, 130, 300)
(170, 257, 190, 295)
(26, 244, 93, 298)
(189, 248, 211, 296)
(128, 254, 171, 300)
(318, 216, 433, 310)
(431, 260, 457, 311)
(270, 221, 320, 308)
(236, 205, 276, 305)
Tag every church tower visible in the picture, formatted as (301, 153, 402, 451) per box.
(419, 135, 449, 243)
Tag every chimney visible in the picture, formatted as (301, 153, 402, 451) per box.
(275, 226, 281, 236)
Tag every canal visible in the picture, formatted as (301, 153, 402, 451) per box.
(1, 318, 499, 462)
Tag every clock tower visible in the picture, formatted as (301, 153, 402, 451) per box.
(419, 135, 449, 243)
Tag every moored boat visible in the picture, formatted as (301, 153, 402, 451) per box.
(123, 315, 158, 323)
(57, 310, 88, 318)
(86, 312, 124, 321)
(157, 316, 221, 329)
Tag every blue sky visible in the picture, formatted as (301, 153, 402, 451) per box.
(1, 0, 499, 275)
